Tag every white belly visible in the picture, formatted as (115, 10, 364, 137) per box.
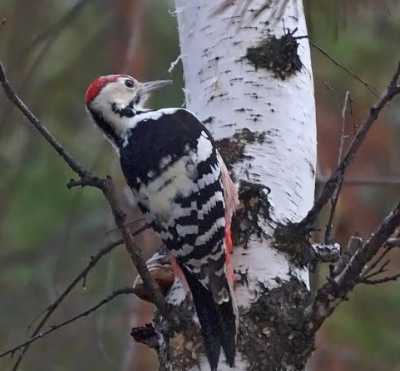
(139, 156, 197, 222)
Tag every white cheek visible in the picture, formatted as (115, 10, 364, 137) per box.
(91, 96, 110, 114)
(111, 92, 133, 110)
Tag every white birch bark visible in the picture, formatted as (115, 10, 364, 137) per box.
(165, 0, 316, 370)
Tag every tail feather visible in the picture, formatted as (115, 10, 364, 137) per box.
(181, 265, 236, 370)
(218, 300, 236, 367)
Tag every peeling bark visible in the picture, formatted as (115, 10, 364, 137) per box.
(152, 0, 316, 370)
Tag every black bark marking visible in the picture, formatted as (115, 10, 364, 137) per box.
(216, 128, 267, 169)
(246, 29, 302, 80)
(231, 181, 272, 249)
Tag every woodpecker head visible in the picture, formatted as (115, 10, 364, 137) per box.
(85, 74, 171, 146)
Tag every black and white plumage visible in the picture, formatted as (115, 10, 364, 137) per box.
(85, 75, 238, 371)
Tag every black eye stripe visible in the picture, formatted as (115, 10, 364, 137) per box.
(125, 79, 135, 88)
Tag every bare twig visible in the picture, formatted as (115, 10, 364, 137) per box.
(360, 273, 400, 285)
(317, 175, 400, 187)
(98, 177, 169, 317)
(360, 243, 394, 280)
(0, 63, 89, 178)
(168, 54, 183, 74)
(23, 0, 92, 56)
(297, 62, 400, 232)
(331, 236, 363, 278)
(361, 259, 390, 281)
(386, 238, 400, 247)
(10, 238, 124, 371)
(310, 40, 379, 97)
(0, 288, 135, 359)
(105, 217, 146, 236)
(324, 91, 351, 243)
(0, 0, 96, 132)
(312, 200, 400, 331)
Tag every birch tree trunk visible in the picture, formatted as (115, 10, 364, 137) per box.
(159, 1, 316, 370)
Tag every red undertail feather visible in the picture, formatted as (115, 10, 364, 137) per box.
(218, 152, 239, 287)
(224, 223, 235, 287)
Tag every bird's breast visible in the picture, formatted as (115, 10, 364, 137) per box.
(138, 155, 198, 222)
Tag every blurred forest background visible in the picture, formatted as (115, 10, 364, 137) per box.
(1, 1, 400, 370)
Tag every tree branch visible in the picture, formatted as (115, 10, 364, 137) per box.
(317, 176, 400, 187)
(311, 200, 400, 331)
(8, 236, 129, 371)
(324, 90, 351, 243)
(0, 288, 135, 359)
(0, 63, 90, 177)
(360, 273, 400, 285)
(309, 40, 379, 97)
(24, 0, 93, 54)
(296, 61, 400, 232)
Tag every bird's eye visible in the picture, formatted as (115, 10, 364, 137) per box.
(125, 79, 135, 88)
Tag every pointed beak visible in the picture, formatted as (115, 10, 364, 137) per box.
(140, 80, 172, 93)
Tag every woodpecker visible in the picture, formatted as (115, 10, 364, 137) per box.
(85, 74, 238, 371)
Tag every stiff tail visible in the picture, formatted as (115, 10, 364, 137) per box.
(181, 265, 236, 371)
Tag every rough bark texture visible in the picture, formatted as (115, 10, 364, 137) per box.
(158, 1, 317, 370)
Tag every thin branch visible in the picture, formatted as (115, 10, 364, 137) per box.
(0, 63, 89, 178)
(331, 236, 363, 278)
(324, 91, 351, 243)
(297, 61, 400, 232)
(360, 243, 394, 279)
(168, 54, 183, 74)
(360, 273, 400, 285)
(0, 288, 135, 359)
(105, 217, 146, 236)
(23, 0, 92, 56)
(97, 176, 169, 317)
(361, 259, 390, 281)
(386, 238, 400, 247)
(310, 40, 379, 97)
(311, 200, 400, 331)
(0, 1, 100, 131)
(10, 238, 124, 371)
(317, 176, 400, 187)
